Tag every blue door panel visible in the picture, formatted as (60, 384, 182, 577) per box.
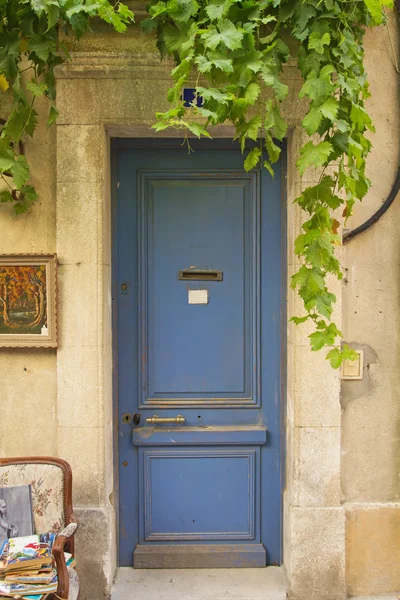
(140, 448, 259, 542)
(114, 140, 284, 567)
(141, 173, 258, 403)
(149, 179, 247, 396)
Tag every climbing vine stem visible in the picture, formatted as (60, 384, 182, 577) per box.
(0, 0, 393, 366)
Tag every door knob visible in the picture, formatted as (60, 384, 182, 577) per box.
(146, 414, 186, 424)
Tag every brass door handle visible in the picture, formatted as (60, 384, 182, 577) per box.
(146, 414, 186, 424)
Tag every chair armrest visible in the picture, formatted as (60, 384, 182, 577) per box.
(53, 536, 69, 600)
(58, 522, 78, 539)
(53, 524, 77, 600)
(61, 517, 77, 556)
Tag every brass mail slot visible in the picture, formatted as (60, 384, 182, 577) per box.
(178, 269, 223, 281)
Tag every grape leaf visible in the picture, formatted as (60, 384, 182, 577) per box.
(184, 121, 212, 138)
(168, 0, 199, 23)
(244, 147, 261, 171)
(0, 140, 15, 171)
(0, 190, 13, 203)
(244, 82, 260, 105)
(11, 155, 30, 189)
(27, 80, 48, 97)
(302, 106, 323, 134)
(201, 19, 243, 50)
(297, 141, 333, 174)
(195, 56, 213, 72)
(28, 36, 53, 62)
(20, 185, 38, 203)
(308, 31, 330, 54)
(197, 86, 231, 104)
(320, 97, 339, 120)
(212, 58, 234, 72)
(264, 102, 287, 140)
(363, 0, 392, 24)
(265, 135, 281, 163)
(299, 65, 335, 104)
(205, 0, 234, 20)
(263, 160, 274, 177)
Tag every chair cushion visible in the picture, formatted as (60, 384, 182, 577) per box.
(0, 462, 66, 534)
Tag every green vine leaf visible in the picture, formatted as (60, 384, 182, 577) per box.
(244, 82, 261, 105)
(297, 141, 333, 175)
(308, 32, 331, 55)
(27, 81, 49, 97)
(299, 65, 336, 104)
(0, 141, 15, 172)
(184, 122, 212, 138)
(11, 155, 30, 189)
(205, 0, 235, 21)
(0, 190, 14, 204)
(244, 147, 261, 172)
(200, 19, 243, 50)
(309, 322, 342, 352)
(48, 106, 59, 126)
(364, 0, 392, 23)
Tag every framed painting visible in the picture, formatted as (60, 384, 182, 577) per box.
(0, 254, 57, 348)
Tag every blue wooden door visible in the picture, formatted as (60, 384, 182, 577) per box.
(114, 139, 284, 568)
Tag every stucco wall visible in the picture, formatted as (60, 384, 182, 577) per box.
(0, 93, 57, 458)
(0, 9, 398, 600)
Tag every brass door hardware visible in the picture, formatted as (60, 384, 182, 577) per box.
(146, 414, 186, 424)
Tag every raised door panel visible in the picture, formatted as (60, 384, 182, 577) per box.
(139, 171, 260, 407)
(139, 448, 259, 542)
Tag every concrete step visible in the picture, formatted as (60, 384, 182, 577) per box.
(111, 566, 288, 600)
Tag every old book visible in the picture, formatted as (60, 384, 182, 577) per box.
(5, 572, 55, 585)
(5, 536, 52, 572)
(0, 579, 57, 596)
(0, 487, 34, 549)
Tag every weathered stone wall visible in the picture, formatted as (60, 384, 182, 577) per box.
(0, 8, 398, 600)
(342, 15, 400, 597)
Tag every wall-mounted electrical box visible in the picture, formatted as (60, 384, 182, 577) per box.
(341, 350, 364, 380)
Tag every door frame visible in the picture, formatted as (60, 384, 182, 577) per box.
(111, 136, 287, 567)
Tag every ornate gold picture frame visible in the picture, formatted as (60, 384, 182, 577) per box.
(0, 254, 57, 348)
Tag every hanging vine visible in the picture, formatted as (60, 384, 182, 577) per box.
(0, 0, 393, 366)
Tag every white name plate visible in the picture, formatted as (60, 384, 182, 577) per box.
(188, 289, 209, 305)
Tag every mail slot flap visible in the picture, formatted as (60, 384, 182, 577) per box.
(178, 269, 223, 281)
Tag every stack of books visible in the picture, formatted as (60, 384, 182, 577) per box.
(0, 534, 76, 599)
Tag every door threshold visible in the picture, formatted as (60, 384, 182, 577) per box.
(111, 566, 287, 600)
(134, 544, 266, 568)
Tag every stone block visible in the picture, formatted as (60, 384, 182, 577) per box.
(293, 427, 341, 507)
(57, 180, 101, 265)
(293, 345, 341, 428)
(74, 506, 115, 599)
(57, 345, 101, 428)
(343, 282, 400, 353)
(342, 395, 400, 503)
(346, 504, 400, 596)
(58, 426, 104, 505)
(56, 76, 171, 126)
(57, 124, 104, 185)
(57, 263, 100, 348)
(287, 507, 345, 600)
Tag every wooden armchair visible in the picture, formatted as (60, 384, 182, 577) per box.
(0, 457, 77, 600)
